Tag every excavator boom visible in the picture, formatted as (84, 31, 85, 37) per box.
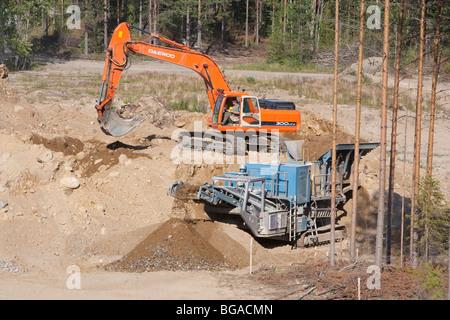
(96, 22, 231, 136)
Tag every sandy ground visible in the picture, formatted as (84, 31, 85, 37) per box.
(0, 57, 448, 300)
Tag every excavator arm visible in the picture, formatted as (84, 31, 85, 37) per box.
(96, 22, 231, 136)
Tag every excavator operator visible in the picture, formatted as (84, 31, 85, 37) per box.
(221, 99, 240, 125)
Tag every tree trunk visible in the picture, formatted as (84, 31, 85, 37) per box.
(221, 1, 225, 48)
(187, 4, 191, 45)
(198, 0, 202, 50)
(330, 0, 339, 268)
(350, 0, 365, 262)
(375, 0, 390, 268)
(315, 0, 324, 53)
(310, 0, 316, 54)
(245, 0, 249, 47)
(149, 0, 152, 43)
(117, 0, 120, 24)
(426, 0, 442, 176)
(84, 0, 89, 55)
(386, 0, 404, 265)
(0, 0, 4, 64)
(283, 0, 287, 42)
(255, 0, 259, 46)
(104, 0, 108, 50)
(153, 0, 157, 37)
(139, 0, 143, 37)
(410, 0, 426, 269)
(400, 108, 409, 268)
(61, 0, 65, 30)
(448, 224, 450, 300)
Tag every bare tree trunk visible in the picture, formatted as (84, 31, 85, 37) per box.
(330, 0, 339, 268)
(153, 0, 157, 37)
(245, 0, 249, 47)
(375, 0, 390, 268)
(315, 0, 324, 53)
(149, 0, 152, 43)
(0, 0, 4, 64)
(104, 0, 108, 50)
(350, 0, 365, 262)
(410, 0, 426, 269)
(139, 0, 143, 37)
(255, 0, 259, 46)
(62, 0, 65, 29)
(310, 0, 316, 53)
(221, 1, 226, 48)
(84, 0, 89, 55)
(448, 224, 450, 300)
(283, 0, 287, 42)
(271, 3, 275, 35)
(426, 0, 442, 177)
(187, 4, 191, 44)
(400, 108, 409, 268)
(198, 0, 202, 50)
(386, 0, 405, 265)
(117, 0, 120, 24)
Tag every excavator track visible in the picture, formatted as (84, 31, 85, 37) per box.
(174, 130, 291, 156)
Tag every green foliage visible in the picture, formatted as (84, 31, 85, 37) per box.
(445, 61, 450, 74)
(411, 263, 446, 300)
(246, 76, 256, 84)
(0, 0, 448, 72)
(415, 175, 449, 260)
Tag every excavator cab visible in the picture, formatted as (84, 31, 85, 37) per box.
(211, 94, 262, 130)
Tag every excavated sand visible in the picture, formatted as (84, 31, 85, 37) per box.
(105, 218, 242, 272)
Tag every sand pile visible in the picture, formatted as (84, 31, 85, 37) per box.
(105, 218, 240, 272)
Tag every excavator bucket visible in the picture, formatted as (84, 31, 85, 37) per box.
(98, 108, 146, 137)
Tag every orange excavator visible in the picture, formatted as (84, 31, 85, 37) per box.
(96, 22, 301, 138)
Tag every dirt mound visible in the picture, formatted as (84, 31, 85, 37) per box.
(117, 95, 182, 130)
(29, 133, 153, 178)
(31, 134, 85, 156)
(281, 110, 359, 161)
(105, 218, 239, 272)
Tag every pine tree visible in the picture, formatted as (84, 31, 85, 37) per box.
(350, 0, 365, 262)
(386, 0, 405, 265)
(411, 0, 427, 269)
(330, 0, 339, 267)
(375, 0, 391, 268)
(415, 175, 449, 262)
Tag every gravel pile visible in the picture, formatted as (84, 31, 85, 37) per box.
(105, 218, 237, 273)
